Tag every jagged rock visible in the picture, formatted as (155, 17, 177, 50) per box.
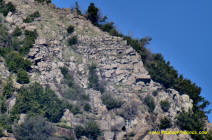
(61, 109, 74, 127)
(8, 97, 16, 111)
(104, 131, 114, 140)
(28, 47, 39, 58)
(0, 137, 16, 140)
(36, 38, 47, 45)
(25, 25, 37, 31)
(181, 94, 193, 111)
(111, 116, 125, 131)
(18, 114, 27, 125)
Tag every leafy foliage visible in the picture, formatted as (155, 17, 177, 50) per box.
(74, 125, 85, 139)
(23, 11, 40, 23)
(120, 101, 139, 120)
(101, 93, 123, 110)
(85, 120, 101, 140)
(73, 2, 81, 15)
(0, 97, 7, 113)
(88, 64, 104, 93)
(17, 69, 30, 84)
(74, 121, 101, 140)
(159, 117, 172, 129)
(67, 25, 74, 34)
(84, 103, 91, 112)
(85, 4, 210, 137)
(160, 99, 170, 112)
(0, 24, 11, 52)
(12, 27, 22, 37)
(0, 1, 16, 16)
(20, 30, 38, 55)
(176, 110, 205, 131)
(0, 114, 13, 133)
(66, 103, 81, 115)
(68, 36, 78, 46)
(11, 37, 21, 51)
(86, 3, 100, 25)
(60, 67, 89, 101)
(14, 116, 55, 140)
(11, 83, 65, 122)
(0, 128, 4, 137)
(2, 77, 14, 99)
(100, 22, 122, 36)
(34, 0, 51, 3)
(144, 95, 155, 113)
(176, 110, 206, 140)
(6, 51, 31, 72)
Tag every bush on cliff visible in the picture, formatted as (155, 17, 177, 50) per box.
(14, 116, 55, 140)
(17, 69, 30, 84)
(10, 83, 65, 122)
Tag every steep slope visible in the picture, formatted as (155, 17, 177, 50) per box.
(0, 0, 209, 140)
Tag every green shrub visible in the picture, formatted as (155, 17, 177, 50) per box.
(85, 120, 101, 140)
(160, 100, 170, 112)
(2, 78, 14, 99)
(23, 11, 40, 23)
(159, 117, 171, 129)
(60, 67, 88, 101)
(101, 93, 123, 110)
(0, 128, 4, 137)
(152, 90, 158, 96)
(34, 0, 51, 3)
(67, 25, 74, 34)
(74, 125, 85, 139)
(123, 36, 150, 62)
(120, 101, 138, 120)
(86, 3, 100, 25)
(17, 69, 30, 84)
(11, 83, 65, 122)
(74, 121, 101, 140)
(19, 30, 38, 55)
(11, 37, 21, 51)
(0, 24, 11, 50)
(205, 130, 212, 140)
(68, 36, 78, 46)
(14, 116, 55, 140)
(176, 110, 205, 131)
(25, 30, 38, 40)
(62, 87, 87, 101)
(6, 51, 31, 72)
(144, 95, 155, 113)
(84, 103, 91, 112)
(0, 114, 12, 133)
(73, 2, 81, 15)
(60, 66, 69, 77)
(100, 22, 122, 37)
(0, 97, 7, 113)
(176, 109, 207, 140)
(0, 1, 16, 16)
(66, 104, 81, 115)
(12, 27, 22, 36)
(88, 64, 104, 93)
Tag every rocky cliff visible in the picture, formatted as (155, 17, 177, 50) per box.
(0, 0, 208, 140)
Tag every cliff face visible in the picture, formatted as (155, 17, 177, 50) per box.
(0, 0, 196, 139)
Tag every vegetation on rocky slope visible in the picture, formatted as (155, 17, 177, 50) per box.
(85, 3, 210, 139)
(0, 0, 211, 139)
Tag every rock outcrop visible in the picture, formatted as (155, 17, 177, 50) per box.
(0, 0, 196, 139)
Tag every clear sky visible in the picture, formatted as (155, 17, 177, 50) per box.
(52, 0, 212, 122)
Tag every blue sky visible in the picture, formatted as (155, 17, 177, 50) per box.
(52, 0, 212, 122)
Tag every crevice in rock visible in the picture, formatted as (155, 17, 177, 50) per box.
(136, 78, 151, 84)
